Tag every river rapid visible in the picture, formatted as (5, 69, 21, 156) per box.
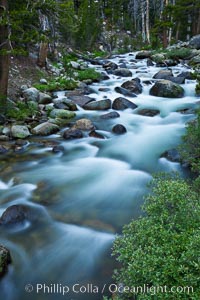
(0, 52, 198, 300)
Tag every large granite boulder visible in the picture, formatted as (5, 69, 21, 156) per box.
(83, 99, 111, 110)
(189, 35, 200, 49)
(11, 125, 30, 139)
(149, 80, 184, 98)
(121, 78, 142, 94)
(32, 122, 59, 135)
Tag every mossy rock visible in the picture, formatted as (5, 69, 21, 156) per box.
(49, 109, 76, 119)
(150, 80, 184, 98)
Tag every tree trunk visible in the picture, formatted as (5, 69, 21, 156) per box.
(141, 0, 146, 43)
(146, 0, 150, 44)
(0, 0, 9, 114)
(37, 41, 48, 68)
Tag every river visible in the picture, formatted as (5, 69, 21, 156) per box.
(0, 52, 198, 300)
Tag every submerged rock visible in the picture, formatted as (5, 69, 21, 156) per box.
(112, 124, 127, 134)
(0, 245, 11, 278)
(112, 97, 137, 110)
(100, 111, 120, 119)
(89, 130, 105, 139)
(137, 109, 160, 117)
(149, 80, 184, 98)
(62, 128, 83, 140)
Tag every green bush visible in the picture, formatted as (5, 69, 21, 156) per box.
(75, 68, 101, 81)
(112, 175, 200, 300)
(34, 77, 77, 92)
(165, 48, 192, 60)
(6, 101, 39, 121)
(180, 110, 200, 174)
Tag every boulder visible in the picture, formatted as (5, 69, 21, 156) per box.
(11, 125, 30, 139)
(177, 71, 193, 80)
(112, 97, 137, 110)
(168, 76, 185, 84)
(149, 80, 184, 98)
(112, 124, 127, 134)
(32, 122, 59, 136)
(115, 86, 137, 97)
(89, 130, 105, 139)
(0, 205, 29, 225)
(103, 61, 118, 71)
(189, 35, 200, 49)
(153, 69, 173, 80)
(0, 204, 47, 226)
(62, 128, 83, 140)
(100, 111, 120, 119)
(83, 99, 111, 110)
(53, 98, 77, 111)
(49, 109, 76, 119)
(161, 148, 181, 162)
(67, 95, 94, 107)
(137, 109, 160, 117)
(0, 245, 11, 278)
(121, 78, 142, 94)
(136, 51, 151, 59)
(22, 87, 39, 102)
(147, 58, 154, 66)
(112, 68, 132, 77)
(73, 118, 95, 131)
(38, 92, 52, 104)
(52, 145, 65, 153)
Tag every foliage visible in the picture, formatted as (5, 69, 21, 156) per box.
(6, 101, 39, 121)
(180, 110, 200, 174)
(33, 77, 77, 92)
(165, 48, 192, 60)
(75, 68, 101, 81)
(112, 175, 200, 300)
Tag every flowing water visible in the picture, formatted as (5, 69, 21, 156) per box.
(0, 53, 198, 300)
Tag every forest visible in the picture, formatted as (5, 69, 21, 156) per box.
(0, 1, 200, 300)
